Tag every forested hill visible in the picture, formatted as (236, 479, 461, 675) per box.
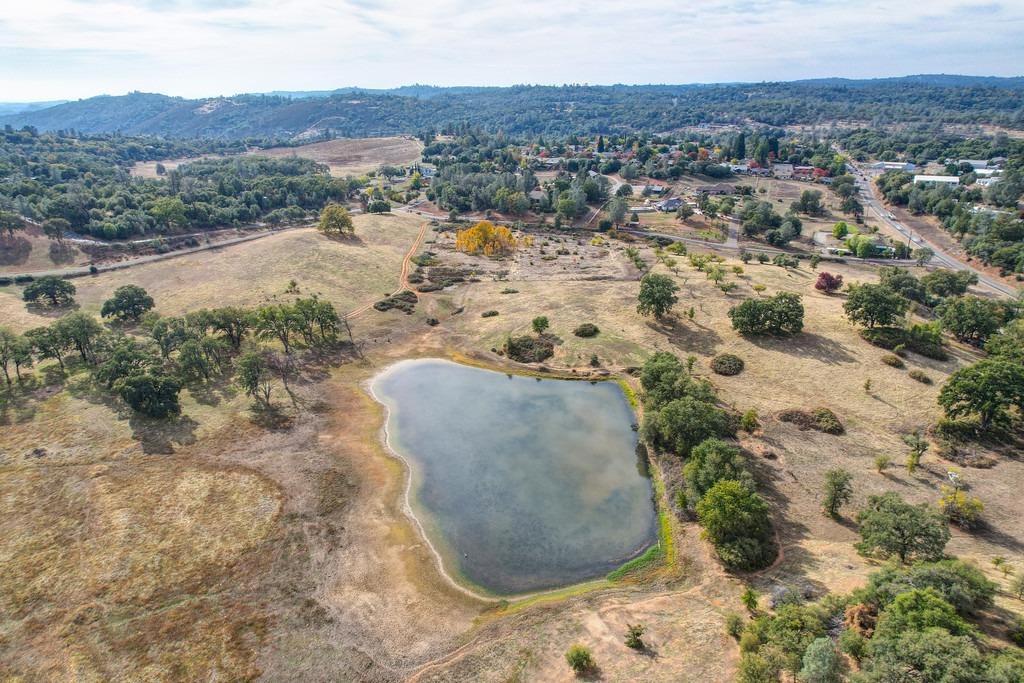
(3, 76, 1023, 140)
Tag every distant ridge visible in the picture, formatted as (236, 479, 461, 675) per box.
(3, 75, 1022, 140)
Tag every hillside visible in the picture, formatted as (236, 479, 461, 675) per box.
(4, 76, 1024, 140)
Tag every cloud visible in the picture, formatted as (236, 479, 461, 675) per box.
(0, 0, 1021, 100)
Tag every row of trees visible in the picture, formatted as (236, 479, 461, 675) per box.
(1, 286, 349, 417)
(638, 352, 777, 570)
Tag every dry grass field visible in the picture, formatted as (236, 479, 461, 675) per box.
(0, 213, 424, 334)
(0, 225, 90, 275)
(2, 216, 1022, 681)
(130, 137, 423, 179)
(254, 137, 423, 177)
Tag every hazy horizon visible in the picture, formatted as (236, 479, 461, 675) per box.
(3, 0, 1024, 101)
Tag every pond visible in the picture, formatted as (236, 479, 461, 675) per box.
(371, 358, 658, 596)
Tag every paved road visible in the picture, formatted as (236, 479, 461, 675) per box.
(847, 160, 1018, 298)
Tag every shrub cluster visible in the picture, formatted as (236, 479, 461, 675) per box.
(908, 368, 932, 384)
(860, 324, 948, 360)
(881, 354, 905, 368)
(480, 310, 499, 318)
(572, 322, 600, 337)
(711, 353, 744, 376)
(504, 334, 554, 363)
(777, 408, 844, 435)
(373, 290, 418, 314)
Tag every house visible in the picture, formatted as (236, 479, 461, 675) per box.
(418, 165, 436, 178)
(528, 189, 547, 202)
(976, 177, 1001, 188)
(728, 163, 749, 174)
(990, 157, 1007, 168)
(694, 183, 734, 196)
(793, 166, 815, 179)
(773, 163, 794, 179)
(913, 175, 960, 186)
(656, 197, 683, 212)
(959, 159, 989, 170)
(645, 184, 666, 195)
(587, 169, 599, 178)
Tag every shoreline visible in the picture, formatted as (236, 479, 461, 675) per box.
(364, 356, 659, 604)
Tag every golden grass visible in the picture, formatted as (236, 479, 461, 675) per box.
(0, 213, 424, 334)
(255, 137, 423, 177)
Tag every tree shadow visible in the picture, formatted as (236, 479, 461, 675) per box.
(248, 402, 295, 431)
(48, 242, 78, 265)
(0, 236, 31, 265)
(187, 372, 239, 407)
(128, 412, 199, 455)
(745, 332, 857, 365)
(321, 233, 366, 247)
(974, 520, 1024, 554)
(25, 301, 80, 318)
(648, 317, 723, 356)
(745, 453, 827, 595)
(0, 385, 39, 426)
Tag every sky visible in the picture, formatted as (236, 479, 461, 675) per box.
(1, 0, 1023, 101)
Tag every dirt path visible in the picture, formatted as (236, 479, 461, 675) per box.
(345, 219, 429, 319)
(10, 224, 312, 280)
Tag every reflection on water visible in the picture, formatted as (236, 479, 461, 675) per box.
(372, 358, 658, 595)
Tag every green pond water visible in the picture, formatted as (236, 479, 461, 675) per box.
(371, 358, 658, 596)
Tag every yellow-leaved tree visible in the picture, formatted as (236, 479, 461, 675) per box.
(455, 221, 524, 256)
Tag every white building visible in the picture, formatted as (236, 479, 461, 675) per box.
(959, 159, 989, 170)
(913, 175, 960, 186)
(871, 161, 916, 172)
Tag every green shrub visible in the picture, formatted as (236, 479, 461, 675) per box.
(860, 326, 947, 360)
(373, 290, 418, 314)
(573, 322, 600, 337)
(908, 369, 932, 384)
(504, 335, 554, 363)
(481, 310, 499, 318)
(500, 287, 518, 294)
(881, 354, 905, 368)
(624, 624, 645, 650)
(696, 480, 777, 570)
(838, 628, 867, 662)
(812, 408, 844, 435)
(726, 613, 745, 640)
(565, 644, 595, 675)
(740, 409, 760, 433)
(1009, 618, 1024, 647)
(778, 408, 844, 435)
(711, 353, 745, 375)
(855, 559, 996, 615)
